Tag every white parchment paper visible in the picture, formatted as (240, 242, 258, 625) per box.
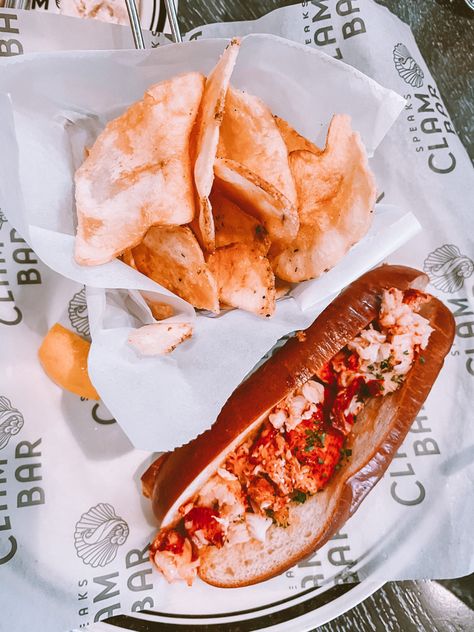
(0, 4, 472, 632)
(0, 32, 419, 450)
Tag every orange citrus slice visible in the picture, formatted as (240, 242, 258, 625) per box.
(38, 323, 99, 400)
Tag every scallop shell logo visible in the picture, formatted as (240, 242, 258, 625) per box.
(393, 43, 424, 88)
(74, 503, 129, 568)
(68, 287, 90, 338)
(0, 396, 24, 450)
(424, 244, 474, 294)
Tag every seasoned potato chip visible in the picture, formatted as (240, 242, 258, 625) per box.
(120, 256, 175, 319)
(274, 115, 322, 154)
(38, 323, 99, 400)
(193, 38, 240, 252)
(271, 115, 376, 283)
(144, 300, 174, 321)
(211, 190, 270, 254)
(275, 278, 292, 299)
(214, 158, 299, 248)
(273, 224, 352, 283)
(121, 249, 137, 269)
(128, 322, 193, 356)
(132, 226, 219, 313)
(75, 72, 205, 265)
(218, 86, 297, 206)
(208, 243, 276, 317)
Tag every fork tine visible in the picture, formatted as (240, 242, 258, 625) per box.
(125, 0, 146, 50)
(4, 0, 32, 7)
(164, 0, 182, 43)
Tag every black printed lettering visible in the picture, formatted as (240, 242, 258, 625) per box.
(16, 439, 42, 459)
(0, 535, 17, 565)
(342, 18, 366, 39)
(391, 480, 425, 505)
(93, 573, 120, 603)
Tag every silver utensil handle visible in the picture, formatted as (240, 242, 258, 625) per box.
(164, 0, 182, 43)
(4, 0, 32, 7)
(124, 0, 145, 50)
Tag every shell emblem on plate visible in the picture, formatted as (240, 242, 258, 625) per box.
(0, 396, 24, 450)
(74, 503, 129, 568)
(68, 287, 90, 338)
(393, 43, 424, 88)
(424, 244, 474, 293)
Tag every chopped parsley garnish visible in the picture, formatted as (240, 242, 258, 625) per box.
(265, 509, 289, 528)
(403, 350, 409, 355)
(367, 364, 375, 371)
(380, 357, 393, 372)
(304, 429, 326, 452)
(317, 457, 325, 465)
(292, 490, 308, 504)
(419, 356, 426, 364)
(339, 447, 352, 461)
(264, 508, 278, 525)
(391, 373, 404, 384)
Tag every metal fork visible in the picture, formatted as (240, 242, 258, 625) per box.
(125, 0, 182, 47)
(163, 0, 182, 43)
(3, 1, 182, 46)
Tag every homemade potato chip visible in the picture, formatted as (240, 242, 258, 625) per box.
(128, 322, 193, 356)
(208, 243, 276, 317)
(273, 224, 351, 283)
(119, 255, 175, 320)
(211, 190, 270, 254)
(218, 86, 297, 206)
(193, 38, 240, 252)
(271, 115, 376, 283)
(274, 115, 322, 154)
(214, 158, 299, 248)
(38, 323, 99, 400)
(132, 226, 219, 313)
(121, 249, 137, 269)
(75, 72, 205, 265)
(144, 300, 175, 321)
(73, 45, 376, 330)
(275, 278, 292, 299)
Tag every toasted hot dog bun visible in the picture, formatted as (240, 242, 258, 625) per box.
(142, 264, 454, 587)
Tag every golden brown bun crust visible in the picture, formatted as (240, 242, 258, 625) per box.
(143, 265, 448, 527)
(141, 454, 168, 499)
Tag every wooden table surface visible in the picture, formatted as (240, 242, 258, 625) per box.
(177, 1, 474, 630)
